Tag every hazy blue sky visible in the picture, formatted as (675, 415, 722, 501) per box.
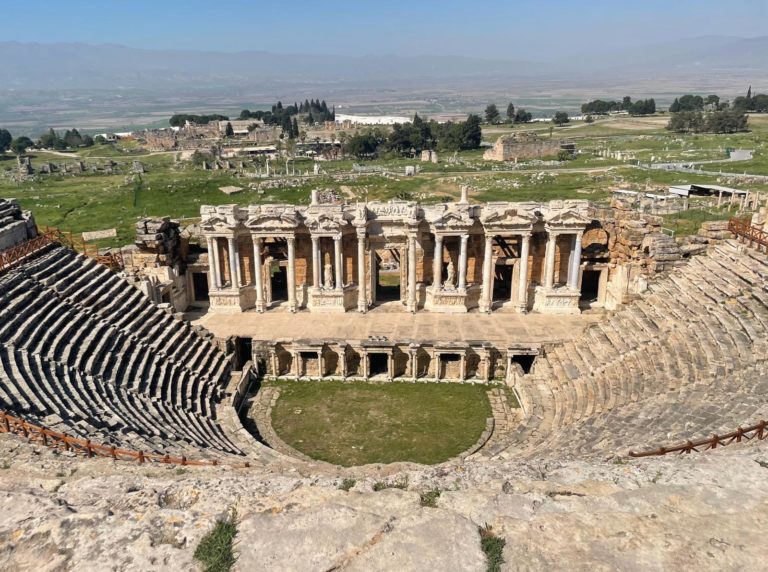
(3, 0, 766, 58)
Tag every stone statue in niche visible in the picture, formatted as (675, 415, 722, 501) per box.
(323, 262, 334, 289)
(444, 260, 456, 290)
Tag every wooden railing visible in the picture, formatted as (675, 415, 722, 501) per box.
(0, 232, 56, 273)
(728, 217, 768, 250)
(0, 227, 123, 274)
(628, 420, 768, 458)
(0, 410, 251, 468)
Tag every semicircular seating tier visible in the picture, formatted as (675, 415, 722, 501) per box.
(482, 241, 768, 461)
(0, 245, 241, 457)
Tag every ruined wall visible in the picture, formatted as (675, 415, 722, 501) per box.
(0, 198, 37, 251)
(592, 200, 684, 309)
(483, 133, 567, 162)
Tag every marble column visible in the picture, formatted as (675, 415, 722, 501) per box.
(544, 232, 558, 289)
(311, 236, 321, 288)
(479, 234, 494, 313)
(340, 346, 347, 378)
(227, 237, 239, 288)
(409, 348, 418, 379)
(567, 232, 583, 289)
(334, 236, 343, 290)
(458, 234, 469, 290)
(517, 232, 531, 311)
(432, 234, 443, 290)
(207, 237, 221, 290)
(286, 236, 297, 312)
(407, 234, 417, 312)
(357, 231, 367, 312)
(235, 242, 243, 287)
(459, 353, 466, 381)
(252, 236, 265, 312)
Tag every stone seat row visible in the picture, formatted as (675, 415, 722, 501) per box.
(494, 241, 768, 459)
(0, 246, 241, 456)
(0, 276, 217, 417)
(19, 248, 229, 382)
(0, 346, 240, 455)
(504, 361, 768, 460)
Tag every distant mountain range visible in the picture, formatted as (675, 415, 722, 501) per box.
(1, 36, 766, 90)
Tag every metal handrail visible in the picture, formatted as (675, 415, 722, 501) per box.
(629, 420, 768, 457)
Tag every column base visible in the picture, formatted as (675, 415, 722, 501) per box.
(532, 286, 581, 315)
(255, 299, 267, 313)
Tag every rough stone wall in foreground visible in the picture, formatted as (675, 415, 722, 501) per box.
(0, 433, 766, 571)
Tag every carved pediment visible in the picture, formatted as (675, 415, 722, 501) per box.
(240, 205, 299, 231)
(428, 205, 473, 230)
(305, 213, 346, 232)
(545, 209, 590, 228)
(200, 215, 236, 232)
(245, 212, 298, 230)
(480, 207, 538, 228)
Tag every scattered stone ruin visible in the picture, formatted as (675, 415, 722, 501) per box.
(0, 198, 37, 250)
(122, 217, 191, 311)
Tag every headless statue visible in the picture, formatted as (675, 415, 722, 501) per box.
(323, 261, 334, 289)
(444, 260, 456, 290)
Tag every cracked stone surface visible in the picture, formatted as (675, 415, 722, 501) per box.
(1, 434, 768, 571)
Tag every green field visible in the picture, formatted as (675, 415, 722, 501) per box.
(268, 380, 492, 466)
(0, 115, 761, 248)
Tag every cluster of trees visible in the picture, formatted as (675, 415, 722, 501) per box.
(670, 95, 713, 112)
(238, 99, 334, 140)
(484, 102, 532, 124)
(0, 129, 34, 155)
(39, 128, 94, 149)
(552, 112, 570, 126)
(345, 114, 482, 158)
(666, 109, 749, 134)
(668, 89, 768, 115)
(239, 99, 335, 126)
(733, 87, 768, 113)
(581, 96, 656, 116)
(168, 113, 229, 127)
(0, 127, 98, 155)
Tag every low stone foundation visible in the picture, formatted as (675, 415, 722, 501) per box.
(532, 286, 580, 315)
